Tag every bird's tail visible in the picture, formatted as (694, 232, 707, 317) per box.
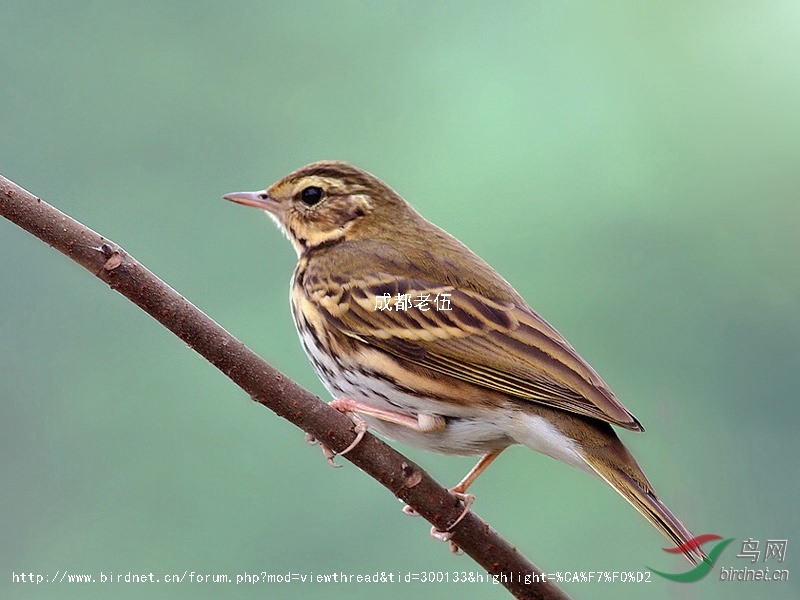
(582, 452, 705, 565)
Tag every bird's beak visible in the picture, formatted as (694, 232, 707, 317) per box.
(223, 190, 279, 213)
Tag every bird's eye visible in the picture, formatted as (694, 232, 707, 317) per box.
(300, 186, 324, 206)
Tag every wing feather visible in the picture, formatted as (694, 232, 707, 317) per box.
(305, 273, 643, 431)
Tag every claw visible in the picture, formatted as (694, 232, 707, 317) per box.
(308, 406, 369, 468)
(443, 491, 475, 531)
(320, 443, 342, 468)
(430, 526, 452, 542)
(427, 490, 474, 554)
(335, 414, 368, 457)
(305, 432, 341, 467)
(429, 527, 463, 554)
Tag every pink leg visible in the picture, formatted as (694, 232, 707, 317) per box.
(428, 448, 507, 553)
(314, 398, 445, 467)
(452, 448, 505, 494)
(321, 397, 502, 556)
(329, 398, 445, 432)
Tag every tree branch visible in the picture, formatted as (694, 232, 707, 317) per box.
(0, 173, 572, 600)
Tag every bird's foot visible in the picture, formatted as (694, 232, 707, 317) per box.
(306, 400, 369, 467)
(403, 490, 474, 554)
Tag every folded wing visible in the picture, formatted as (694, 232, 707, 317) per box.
(305, 272, 643, 431)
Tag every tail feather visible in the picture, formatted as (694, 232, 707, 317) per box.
(583, 455, 705, 565)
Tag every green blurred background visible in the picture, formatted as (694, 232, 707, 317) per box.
(2, 2, 798, 599)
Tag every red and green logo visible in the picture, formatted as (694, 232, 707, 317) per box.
(648, 534, 734, 582)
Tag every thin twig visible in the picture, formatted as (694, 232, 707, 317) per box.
(0, 173, 572, 600)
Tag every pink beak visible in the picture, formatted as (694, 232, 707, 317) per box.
(223, 190, 279, 212)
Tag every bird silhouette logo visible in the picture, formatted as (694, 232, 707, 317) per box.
(648, 534, 734, 582)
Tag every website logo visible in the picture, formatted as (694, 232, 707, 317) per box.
(648, 534, 734, 582)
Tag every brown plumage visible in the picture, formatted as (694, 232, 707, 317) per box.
(224, 161, 702, 562)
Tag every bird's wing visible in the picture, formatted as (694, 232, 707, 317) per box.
(304, 272, 643, 431)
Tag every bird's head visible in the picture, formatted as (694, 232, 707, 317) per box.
(224, 161, 410, 255)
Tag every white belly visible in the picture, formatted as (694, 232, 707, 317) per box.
(296, 309, 592, 472)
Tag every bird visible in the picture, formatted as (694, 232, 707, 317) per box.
(224, 160, 701, 562)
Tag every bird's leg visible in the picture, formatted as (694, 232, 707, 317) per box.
(310, 397, 445, 467)
(452, 447, 505, 495)
(331, 398, 446, 432)
(427, 448, 506, 553)
(306, 398, 369, 468)
(316, 397, 498, 554)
